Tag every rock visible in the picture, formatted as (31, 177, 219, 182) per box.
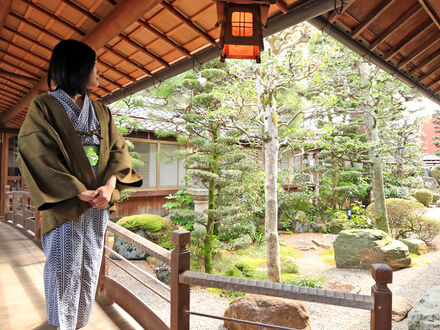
(154, 264, 171, 284)
(293, 211, 309, 233)
(113, 230, 148, 260)
(312, 222, 327, 233)
(393, 295, 413, 322)
(380, 240, 412, 270)
(408, 286, 440, 329)
(224, 294, 310, 330)
(325, 280, 360, 294)
(423, 177, 439, 190)
(328, 218, 345, 234)
(312, 239, 331, 249)
(402, 239, 429, 255)
(333, 229, 411, 270)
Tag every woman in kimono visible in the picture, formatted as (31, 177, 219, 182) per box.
(17, 39, 142, 329)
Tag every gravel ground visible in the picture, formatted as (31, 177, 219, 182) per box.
(107, 208, 440, 329)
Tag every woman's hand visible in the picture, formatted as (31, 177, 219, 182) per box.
(77, 190, 98, 203)
(92, 175, 116, 210)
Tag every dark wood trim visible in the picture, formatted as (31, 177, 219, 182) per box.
(129, 189, 179, 198)
(101, 276, 169, 330)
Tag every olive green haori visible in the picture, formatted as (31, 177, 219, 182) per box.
(17, 94, 142, 235)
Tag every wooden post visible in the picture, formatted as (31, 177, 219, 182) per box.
(170, 229, 191, 330)
(35, 210, 41, 240)
(12, 194, 17, 224)
(98, 230, 109, 293)
(22, 194, 28, 230)
(371, 264, 392, 330)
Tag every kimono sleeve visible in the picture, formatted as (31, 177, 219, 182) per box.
(17, 99, 88, 211)
(105, 108, 143, 194)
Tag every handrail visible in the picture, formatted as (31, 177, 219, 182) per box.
(179, 271, 374, 310)
(106, 220, 171, 265)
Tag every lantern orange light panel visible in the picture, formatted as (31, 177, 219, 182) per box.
(219, 2, 266, 62)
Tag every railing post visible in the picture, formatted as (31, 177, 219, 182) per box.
(170, 229, 191, 330)
(98, 229, 109, 294)
(12, 194, 17, 224)
(35, 210, 41, 240)
(371, 264, 392, 330)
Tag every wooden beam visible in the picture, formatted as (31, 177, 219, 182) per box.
(422, 65, 440, 84)
(9, 12, 63, 42)
(385, 20, 434, 62)
(160, 0, 217, 47)
(137, 19, 192, 58)
(408, 48, 440, 76)
(119, 34, 169, 67)
(0, 75, 32, 90)
(369, 6, 423, 51)
(103, 45, 152, 76)
(397, 38, 440, 69)
(60, 0, 100, 23)
(0, 80, 27, 95)
(0, 36, 49, 65)
(276, 0, 288, 14)
(0, 69, 38, 83)
(327, 2, 353, 23)
(0, 59, 41, 80)
(419, 0, 440, 31)
(0, 49, 45, 73)
(0, 0, 161, 124)
(0, 0, 13, 33)
(2, 26, 52, 54)
(22, 0, 86, 37)
(98, 59, 135, 83)
(351, 0, 395, 39)
(0, 89, 20, 100)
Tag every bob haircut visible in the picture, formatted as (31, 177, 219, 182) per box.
(47, 39, 96, 96)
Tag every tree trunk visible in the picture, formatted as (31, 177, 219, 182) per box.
(359, 63, 390, 234)
(263, 95, 281, 283)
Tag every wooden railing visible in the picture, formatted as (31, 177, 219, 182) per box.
(3, 194, 392, 330)
(4, 191, 41, 239)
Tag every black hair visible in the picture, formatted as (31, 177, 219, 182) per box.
(47, 39, 96, 96)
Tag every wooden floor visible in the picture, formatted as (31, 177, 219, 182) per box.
(0, 221, 143, 330)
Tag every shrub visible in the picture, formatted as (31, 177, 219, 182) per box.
(365, 199, 426, 239)
(284, 275, 325, 288)
(414, 189, 433, 207)
(280, 257, 299, 274)
(404, 216, 440, 242)
(431, 164, 440, 184)
(228, 235, 253, 250)
(384, 185, 410, 199)
(225, 262, 255, 278)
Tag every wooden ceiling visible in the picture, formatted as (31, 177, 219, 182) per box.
(0, 0, 439, 127)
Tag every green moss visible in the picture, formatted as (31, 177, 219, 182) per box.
(116, 214, 177, 250)
(284, 275, 325, 288)
(410, 253, 432, 267)
(117, 214, 164, 231)
(321, 248, 336, 266)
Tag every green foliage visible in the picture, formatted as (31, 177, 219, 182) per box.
(284, 275, 325, 288)
(163, 188, 195, 229)
(403, 216, 440, 242)
(365, 198, 425, 239)
(280, 257, 299, 274)
(431, 165, 440, 184)
(116, 214, 177, 250)
(331, 202, 373, 231)
(414, 189, 433, 207)
(384, 185, 410, 199)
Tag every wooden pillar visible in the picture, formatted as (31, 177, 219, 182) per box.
(371, 264, 392, 330)
(0, 132, 8, 216)
(170, 230, 191, 330)
(35, 210, 41, 240)
(98, 230, 109, 293)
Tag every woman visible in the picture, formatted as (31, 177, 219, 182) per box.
(17, 39, 142, 329)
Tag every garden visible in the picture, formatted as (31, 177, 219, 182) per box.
(109, 23, 440, 328)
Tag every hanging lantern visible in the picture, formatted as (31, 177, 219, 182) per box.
(217, 1, 271, 63)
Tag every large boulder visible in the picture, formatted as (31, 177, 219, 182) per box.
(402, 239, 429, 255)
(393, 295, 413, 322)
(224, 294, 310, 330)
(333, 229, 411, 270)
(113, 214, 177, 259)
(408, 286, 440, 329)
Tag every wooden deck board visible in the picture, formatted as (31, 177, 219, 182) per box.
(0, 221, 143, 330)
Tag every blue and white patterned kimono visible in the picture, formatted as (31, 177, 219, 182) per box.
(41, 89, 109, 329)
